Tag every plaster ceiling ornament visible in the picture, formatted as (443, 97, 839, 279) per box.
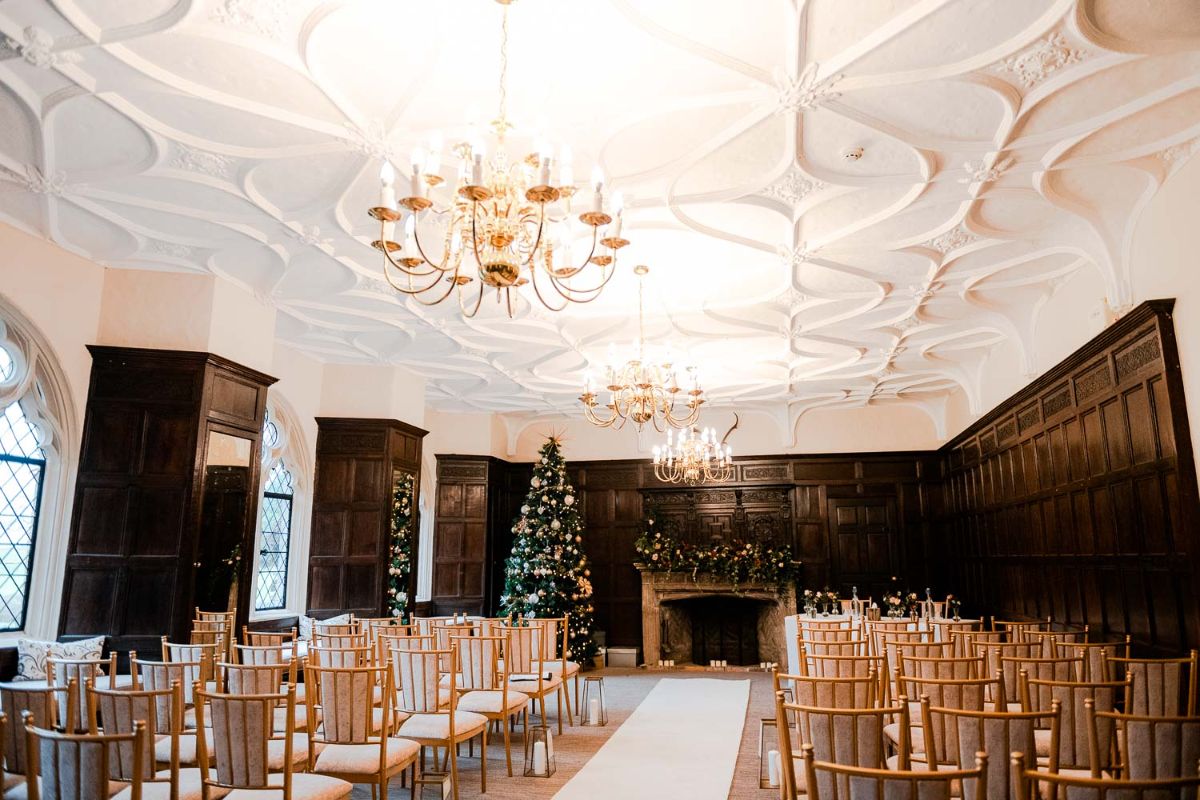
(367, 1, 630, 318)
(998, 32, 1087, 88)
(579, 265, 705, 432)
(144, 239, 191, 259)
(286, 224, 331, 250)
(0, 1, 1196, 427)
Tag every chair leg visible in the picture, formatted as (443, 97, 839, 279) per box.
(410, 762, 418, 800)
(556, 686, 563, 735)
(540, 693, 548, 731)
(504, 711, 513, 777)
(450, 738, 460, 800)
(481, 727, 489, 794)
(563, 676, 574, 726)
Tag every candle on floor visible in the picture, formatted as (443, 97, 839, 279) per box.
(532, 741, 548, 776)
(768, 750, 781, 788)
(546, 730, 555, 759)
(588, 697, 600, 724)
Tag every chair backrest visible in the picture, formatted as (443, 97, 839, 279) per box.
(932, 620, 982, 654)
(1012, 751, 1200, 800)
(24, 717, 146, 800)
(1002, 656, 1083, 704)
(790, 700, 909, 800)
(391, 647, 451, 715)
(787, 671, 878, 710)
(1104, 651, 1198, 717)
(900, 655, 984, 681)
(195, 684, 297, 794)
(980, 642, 1038, 695)
(454, 635, 503, 691)
(805, 628, 861, 645)
(800, 619, 855, 632)
(233, 644, 298, 685)
(313, 620, 361, 637)
(162, 638, 217, 681)
(805, 653, 884, 680)
(866, 620, 920, 658)
(135, 657, 205, 707)
(1103, 708, 1200, 780)
(189, 620, 231, 658)
(1060, 639, 1131, 682)
(1022, 676, 1130, 770)
(1030, 628, 1089, 658)
(309, 645, 371, 668)
(0, 683, 58, 774)
(241, 626, 297, 647)
(806, 640, 868, 659)
(896, 675, 996, 714)
(313, 632, 368, 651)
(531, 618, 568, 662)
(376, 633, 433, 665)
(307, 663, 389, 746)
(798, 743, 983, 800)
(47, 656, 113, 733)
(221, 662, 286, 696)
(935, 703, 1054, 800)
(499, 624, 543, 677)
(86, 680, 182, 784)
(991, 617, 1050, 642)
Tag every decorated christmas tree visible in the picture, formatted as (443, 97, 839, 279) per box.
(500, 436, 599, 663)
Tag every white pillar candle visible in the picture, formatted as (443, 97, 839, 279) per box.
(768, 750, 781, 788)
(379, 162, 397, 210)
(539, 155, 552, 186)
(410, 148, 425, 198)
(590, 165, 604, 213)
(588, 697, 600, 724)
(531, 741, 548, 775)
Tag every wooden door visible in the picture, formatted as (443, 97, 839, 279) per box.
(829, 497, 899, 599)
(431, 480, 488, 614)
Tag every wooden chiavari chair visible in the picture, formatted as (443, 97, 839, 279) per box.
(953, 629, 1005, 661)
(312, 632, 368, 653)
(390, 647, 487, 800)
(805, 640, 870, 661)
(242, 626, 297, 647)
(452, 633, 529, 776)
(195, 608, 236, 658)
(86, 677, 197, 799)
(1103, 650, 1199, 717)
(1030, 625, 1090, 658)
(1011, 751, 1200, 800)
(0, 682, 63, 791)
(195, 684, 346, 800)
(533, 617, 579, 717)
(880, 633, 938, 702)
(802, 652, 886, 701)
(308, 646, 371, 669)
(790, 700, 913, 793)
(161, 640, 217, 692)
(895, 674, 1000, 762)
(1094, 705, 1200, 779)
(304, 662, 418, 796)
(930, 701, 1060, 800)
(500, 624, 565, 735)
(1058, 638, 1131, 683)
(313, 619, 361, 638)
(866, 619, 920, 659)
(133, 657, 211, 768)
(800, 745, 986, 800)
(785, 671, 879, 710)
(46, 655, 116, 734)
(1021, 674, 1132, 772)
(221, 661, 313, 735)
(978, 642, 1039, 704)
(22, 714, 147, 800)
(189, 619, 231, 664)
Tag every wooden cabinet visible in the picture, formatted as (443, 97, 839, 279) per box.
(307, 418, 426, 618)
(430, 456, 529, 616)
(59, 347, 276, 655)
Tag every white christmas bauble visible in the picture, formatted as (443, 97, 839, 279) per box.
(521, 505, 529, 514)
(537, 589, 545, 596)
(541, 495, 548, 502)
(564, 495, 574, 506)
(531, 477, 541, 488)
(527, 593, 539, 605)
(541, 457, 548, 464)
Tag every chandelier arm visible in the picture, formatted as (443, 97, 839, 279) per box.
(528, 251, 570, 312)
(412, 222, 455, 272)
(458, 276, 486, 318)
(381, 261, 443, 295)
(580, 403, 618, 429)
(378, 234, 444, 278)
(546, 255, 619, 304)
(404, 272, 462, 306)
(468, 200, 488, 269)
(517, 203, 548, 269)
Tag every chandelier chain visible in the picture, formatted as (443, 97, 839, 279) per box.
(495, 4, 510, 140)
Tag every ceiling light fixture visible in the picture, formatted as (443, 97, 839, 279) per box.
(579, 265, 705, 431)
(367, 0, 628, 318)
(652, 415, 738, 485)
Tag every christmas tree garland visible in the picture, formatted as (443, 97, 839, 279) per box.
(386, 472, 415, 619)
(634, 510, 800, 592)
(500, 436, 599, 663)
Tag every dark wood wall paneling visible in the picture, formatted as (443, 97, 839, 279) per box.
(932, 300, 1200, 654)
(306, 418, 426, 618)
(59, 347, 276, 655)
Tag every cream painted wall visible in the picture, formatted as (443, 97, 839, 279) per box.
(207, 278, 278, 375)
(318, 363, 427, 428)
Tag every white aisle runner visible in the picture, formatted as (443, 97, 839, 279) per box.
(552, 678, 751, 800)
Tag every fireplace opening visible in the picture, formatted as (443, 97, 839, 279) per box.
(661, 596, 768, 666)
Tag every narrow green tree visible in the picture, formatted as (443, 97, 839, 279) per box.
(500, 436, 599, 663)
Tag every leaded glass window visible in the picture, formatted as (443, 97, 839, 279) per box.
(0, 397, 45, 630)
(255, 461, 292, 611)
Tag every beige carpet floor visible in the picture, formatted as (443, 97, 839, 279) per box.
(351, 669, 778, 799)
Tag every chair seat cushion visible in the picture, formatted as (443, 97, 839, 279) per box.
(218, 773, 352, 799)
(457, 689, 530, 714)
(545, 661, 580, 677)
(266, 733, 310, 769)
(883, 722, 925, 754)
(113, 769, 204, 800)
(274, 703, 318, 732)
(397, 711, 487, 741)
(509, 673, 563, 692)
(314, 738, 420, 774)
(158, 729, 214, 766)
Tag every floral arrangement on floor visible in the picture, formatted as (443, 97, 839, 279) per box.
(802, 587, 841, 614)
(634, 509, 800, 592)
(386, 472, 415, 619)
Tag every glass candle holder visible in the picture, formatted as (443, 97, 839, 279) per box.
(580, 675, 608, 726)
(523, 722, 556, 777)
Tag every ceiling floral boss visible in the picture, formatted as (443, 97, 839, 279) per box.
(367, 0, 629, 318)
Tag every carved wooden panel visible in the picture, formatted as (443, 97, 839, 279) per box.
(932, 302, 1200, 654)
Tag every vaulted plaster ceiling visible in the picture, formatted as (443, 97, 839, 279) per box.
(0, 0, 1198, 436)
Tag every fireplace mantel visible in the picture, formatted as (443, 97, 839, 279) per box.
(639, 569, 797, 666)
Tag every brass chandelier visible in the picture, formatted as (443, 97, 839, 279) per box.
(652, 416, 738, 486)
(579, 265, 705, 431)
(367, 0, 629, 317)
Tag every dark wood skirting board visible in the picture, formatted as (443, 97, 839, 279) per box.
(430, 300, 1199, 656)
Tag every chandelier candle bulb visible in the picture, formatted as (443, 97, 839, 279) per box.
(409, 148, 425, 198)
(590, 165, 604, 213)
(379, 162, 397, 211)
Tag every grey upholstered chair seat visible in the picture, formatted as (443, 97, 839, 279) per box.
(213, 772, 352, 799)
(457, 689, 530, 714)
(312, 737, 420, 773)
(397, 711, 487, 740)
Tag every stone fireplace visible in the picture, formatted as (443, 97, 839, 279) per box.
(640, 570, 797, 666)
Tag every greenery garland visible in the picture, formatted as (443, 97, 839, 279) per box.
(386, 472, 414, 619)
(634, 509, 800, 592)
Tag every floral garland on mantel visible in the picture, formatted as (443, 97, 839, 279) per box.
(633, 513, 800, 593)
(386, 472, 415, 619)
